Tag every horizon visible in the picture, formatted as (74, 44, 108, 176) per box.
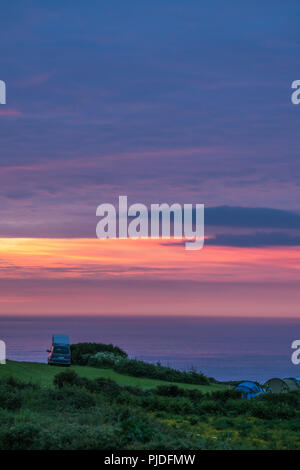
(2, 314, 299, 383)
(1, 314, 300, 319)
(0, 237, 300, 316)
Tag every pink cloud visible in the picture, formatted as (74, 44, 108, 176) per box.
(0, 108, 22, 117)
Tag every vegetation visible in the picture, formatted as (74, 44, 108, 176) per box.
(73, 346, 210, 385)
(0, 360, 222, 392)
(0, 368, 300, 450)
(70, 342, 127, 365)
(1, 343, 300, 450)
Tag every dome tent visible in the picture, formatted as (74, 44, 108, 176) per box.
(235, 381, 265, 399)
(264, 378, 289, 393)
(283, 378, 300, 391)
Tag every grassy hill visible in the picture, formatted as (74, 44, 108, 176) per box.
(0, 360, 228, 392)
(1, 360, 300, 449)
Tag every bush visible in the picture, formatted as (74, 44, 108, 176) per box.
(48, 386, 96, 410)
(117, 416, 156, 444)
(0, 383, 22, 410)
(223, 399, 251, 416)
(198, 399, 223, 415)
(39, 424, 122, 450)
(0, 376, 36, 390)
(0, 423, 122, 451)
(54, 371, 122, 399)
(114, 358, 210, 385)
(88, 352, 124, 368)
(144, 395, 195, 414)
(260, 391, 300, 408)
(154, 385, 185, 397)
(86, 377, 122, 397)
(154, 385, 205, 402)
(122, 385, 147, 397)
(250, 401, 296, 420)
(71, 343, 127, 365)
(54, 369, 82, 388)
(0, 423, 41, 450)
(208, 389, 242, 402)
(70, 343, 210, 386)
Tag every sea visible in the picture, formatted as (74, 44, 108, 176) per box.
(1, 315, 300, 383)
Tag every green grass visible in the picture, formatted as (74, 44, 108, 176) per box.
(0, 360, 228, 392)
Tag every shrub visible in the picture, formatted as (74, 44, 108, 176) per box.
(154, 385, 204, 401)
(198, 399, 223, 415)
(0, 383, 22, 410)
(0, 376, 36, 390)
(122, 386, 147, 397)
(223, 399, 251, 416)
(114, 358, 210, 385)
(38, 424, 122, 450)
(0, 423, 41, 450)
(88, 352, 124, 368)
(48, 386, 96, 409)
(117, 416, 156, 444)
(260, 391, 300, 408)
(144, 395, 195, 414)
(86, 377, 122, 397)
(208, 389, 242, 402)
(54, 370, 123, 399)
(70, 344, 210, 386)
(54, 369, 82, 388)
(250, 402, 296, 420)
(184, 389, 204, 401)
(154, 385, 185, 397)
(70, 343, 127, 365)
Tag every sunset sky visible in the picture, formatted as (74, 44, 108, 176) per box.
(1, 1, 300, 316)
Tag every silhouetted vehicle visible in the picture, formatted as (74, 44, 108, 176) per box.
(47, 334, 71, 366)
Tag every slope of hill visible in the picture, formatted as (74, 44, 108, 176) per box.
(1, 360, 300, 449)
(0, 360, 227, 392)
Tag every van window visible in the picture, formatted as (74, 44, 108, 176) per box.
(53, 346, 69, 354)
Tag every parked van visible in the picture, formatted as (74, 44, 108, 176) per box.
(47, 334, 71, 366)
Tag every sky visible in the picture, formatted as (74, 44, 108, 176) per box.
(0, 1, 300, 316)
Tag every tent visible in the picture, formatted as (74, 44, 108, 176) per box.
(235, 381, 265, 399)
(283, 378, 300, 391)
(264, 378, 289, 393)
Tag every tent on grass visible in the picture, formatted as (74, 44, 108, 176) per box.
(235, 381, 265, 399)
(283, 378, 300, 391)
(264, 378, 289, 393)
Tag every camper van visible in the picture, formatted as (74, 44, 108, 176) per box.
(47, 334, 71, 366)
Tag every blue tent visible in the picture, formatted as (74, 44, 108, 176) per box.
(235, 381, 265, 399)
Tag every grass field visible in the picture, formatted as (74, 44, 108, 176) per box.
(0, 360, 228, 392)
(1, 360, 300, 449)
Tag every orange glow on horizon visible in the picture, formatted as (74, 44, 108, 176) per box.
(0, 238, 299, 317)
(0, 237, 299, 282)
